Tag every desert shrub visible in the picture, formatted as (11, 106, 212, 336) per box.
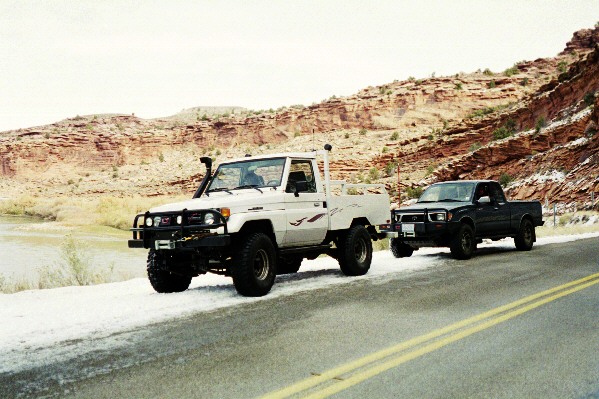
(520, 77, 529, 86)
(382, 146, 389, 154)
(373, 238, 389, 252)
(384, 161, 398, 177)
(469, 142, 482, 152)
(557, 61, 568, 74)
(504, 65, 518, 77)
(535, 116, 547, 133)
(455, 83, 463, 90)
(390, 131, 399, 140)
(493, 127, 511, 140)
(483, 68, 494, 76)
(493, 119, 517, 140)
(405, 186, 424, 199)
(499, 173, 513, 187)
(425, 165, 435, 176)
(368, 167, 380, 181)
(359, 128, 367, 136)
(487, 80, 496, 89)
(583, 91, 596, 107)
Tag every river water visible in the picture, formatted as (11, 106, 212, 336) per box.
(0, 215, 147, 281)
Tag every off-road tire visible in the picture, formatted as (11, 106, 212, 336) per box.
(450, 224, 476, 260)
(231, 233, 277, 297)
(390, 238, 414, 258)
(514, 219, 535, 251)
(338, 225, 372, 276)
(147, 249, 192, 293)
(277, 256, 302, 274)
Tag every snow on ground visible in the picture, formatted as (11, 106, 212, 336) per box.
(1, 232, 598, 374)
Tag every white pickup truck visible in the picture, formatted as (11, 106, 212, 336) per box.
(128, 145, 390, 297)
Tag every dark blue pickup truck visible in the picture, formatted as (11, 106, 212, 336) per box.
(380, 180, 544, 259)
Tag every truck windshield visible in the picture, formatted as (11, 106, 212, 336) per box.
(206, 158, 286, 191)
(418, 182, 475, 203)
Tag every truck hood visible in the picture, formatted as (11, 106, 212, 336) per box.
(396, 201, 472, 212)
(149, 189, 284, 213)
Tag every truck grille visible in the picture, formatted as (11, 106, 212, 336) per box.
(398, 214, 425, 223)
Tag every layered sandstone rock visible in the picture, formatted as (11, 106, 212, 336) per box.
(0, 26, 598, 208)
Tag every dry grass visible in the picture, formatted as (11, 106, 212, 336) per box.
(537, 210, 599, 237)
(0, 194, 187, 230)
(0, 235, 125, 294)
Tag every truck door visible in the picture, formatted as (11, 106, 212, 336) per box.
(489, 182, 510, 233)
(283, 159, 328, 246)
(474, 182, 510, 235)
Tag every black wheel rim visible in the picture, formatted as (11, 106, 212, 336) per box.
(254, 249, 270, 280)
(461, 231, 472, 253)
(524, 225, 533, 244)
(354, 237, 368, 263)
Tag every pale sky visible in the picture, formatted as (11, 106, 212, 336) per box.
(1, 0, 598, 132)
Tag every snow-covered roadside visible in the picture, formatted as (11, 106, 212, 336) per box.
(1, 232, 598, 374)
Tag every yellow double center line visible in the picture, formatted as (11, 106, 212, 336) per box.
(262, 272, 599, 399)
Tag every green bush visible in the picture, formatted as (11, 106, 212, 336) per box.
(368, 167, 380, 181)
(584, 91, 596, 107)
(384, 161, 397, 177)
(469, 142, 482, 152)
(455, 83, 463, 90)
(557, 61, 568, 74)
(483, 68, 494, 76)
(535, 116, 546, 133)
(487, 80, 496, 89)
(359, 128, 367, 136)
(493, 127, 511, 140)
(504, 65, 518, 77)
(499, 173, 514, 188)
(492, 118, 517, 140)
(425, 165, 435, 176)
(405, 186, 424, 199)
(390, 131, 399, 140)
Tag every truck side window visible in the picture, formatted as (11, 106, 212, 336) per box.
(475, 183, 489, 200)
(288, 160, 317, 193)
(490, 183, 506, 203)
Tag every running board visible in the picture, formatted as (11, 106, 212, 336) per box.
(278, 244, 331, 256)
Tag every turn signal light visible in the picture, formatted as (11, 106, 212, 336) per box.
(221, 207, 231, 218)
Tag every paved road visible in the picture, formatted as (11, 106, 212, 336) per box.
(4, 237, 599, 398)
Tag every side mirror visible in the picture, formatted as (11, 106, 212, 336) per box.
(294, 181, 308, 197)
(477, 196, 491, 205)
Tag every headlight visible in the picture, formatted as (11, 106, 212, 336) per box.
(145, 217, 153, 227)
(204, 213, 216, 225)
(154, 216, 161, 226)
(430, 213, 446, 221)
(176, 215, 183, 224)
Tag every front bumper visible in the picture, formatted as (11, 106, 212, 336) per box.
(379, 221, 458, 247)
(128, 209, 230, 250)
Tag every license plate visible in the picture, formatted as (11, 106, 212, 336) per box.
(402, 223, 415, 233)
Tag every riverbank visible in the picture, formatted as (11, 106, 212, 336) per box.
(0, 195, 187, 230)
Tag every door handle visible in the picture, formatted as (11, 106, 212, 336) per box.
(314, 203, 320, 207)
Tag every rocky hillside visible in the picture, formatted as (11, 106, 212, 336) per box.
(1, 25, 598, 209)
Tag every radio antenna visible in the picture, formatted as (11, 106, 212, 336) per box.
(312, 128, 315, 151)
